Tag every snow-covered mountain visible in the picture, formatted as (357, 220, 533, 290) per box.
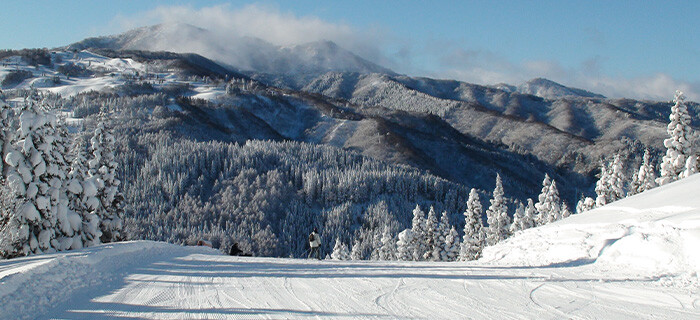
(68, 23, 394, 75)
(517, 77, 606, 99)
(2, 175, 698, 319)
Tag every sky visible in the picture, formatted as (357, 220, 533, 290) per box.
(1, 0, 698, 101)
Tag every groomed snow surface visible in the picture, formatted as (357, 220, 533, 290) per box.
(2, 177, 700, 319)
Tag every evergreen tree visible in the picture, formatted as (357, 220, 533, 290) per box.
(350, 238, 363, 260)
(431, 210, 451, 261)
(460, 188, 484, 261)
(485, 174, 510, 246)
(423, 206, 440, 261)
(658, 90, 694, 185)
(545, 181, 561, 223)
(442, 226, 460, 261)
(576, 196, 596, 214)
(410, 204, 427, 261)
(608, 154, 625, 201)
(377, 227, 395, 260)
(535, 175, 561, 225)
(596, 155, 625, 207)
(0, 101, 69, 257)
(534, 174, 552, 225)
(331, 238, 350, 260)
(595, 161, 612, 207)
(88, 117, 124, 243)
(560, 202, 571, 219)
(396, 229, 414, 261)
(630, 149, 657, 195)
(522, 199, 536, 230)
(509, 201, 525, 234)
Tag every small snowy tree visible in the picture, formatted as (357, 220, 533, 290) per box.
(431, 210, 451, 261)
(350, 238, 363, 260)
(576, 196, 596, 214)
(595, 161, 612, 207)
(608, 154, 625, 201)
(331, 238, 350, 260)
(509, 201, 525, 234)
(460, 188, 484, 261)
(596, 155, 625, 207)
(410, 205, 427, 261)
(396, 229, 414, 261)
(630, 149, 657, 195)
(423, 206, 440, 261)
(658, 90, 694, 185)
(485, 174, 510, 246)
(560, 202, 571, 219)
(535, 175, 561, 225)
(522, 199, 536, 230)
(377, 227, 395, 260)
(534, 174, 552, 225)
(442, 226, 460, 261)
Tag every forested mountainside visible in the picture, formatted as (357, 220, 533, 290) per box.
(250, 71, 700, 176)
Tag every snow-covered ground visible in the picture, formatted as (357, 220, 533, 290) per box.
(2, 176, 700, 319)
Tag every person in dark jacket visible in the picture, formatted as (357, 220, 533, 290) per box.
(229, 242, 243, 256)
(308, 228, 322, 260)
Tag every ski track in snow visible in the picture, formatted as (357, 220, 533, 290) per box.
(1, 241, 698, 319)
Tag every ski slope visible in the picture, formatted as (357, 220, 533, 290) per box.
(2, 177, 700, 319)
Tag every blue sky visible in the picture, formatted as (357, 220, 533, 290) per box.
(1, 1, 698, 100)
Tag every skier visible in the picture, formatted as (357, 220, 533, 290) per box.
(308, 228, 322, 260)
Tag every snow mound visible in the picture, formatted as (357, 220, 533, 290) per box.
(482, 174, 700, 281)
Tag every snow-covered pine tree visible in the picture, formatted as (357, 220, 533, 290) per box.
(535, 175, 561, 225)
(534, 174, 552, 225)
(595, 161, 612, 207)
(545, 181, 561, 223)
(331, 238, 350, 260)
(350, 238, 363, 260)
(396, 229, 414, 261)
(576, 196, 596, 213)
(485, 174, 510, 246)
(66, 136, 101, 247)
(88, 117, 124, 243)
(410, 204, 427, 261)
(658, 90, 693, 185)
(53, 119, 83, 251)
(432, 210, 451, 261)
(509, 201, 525, 234)
(0, 100, 70, 257)
(423, 206, 440, 261)
(442, 226, 460, 261)
(378, 227, 395, 260)
(560, 202, 571, 219)
(460, 188, 484, 261)
(608, 154, 625, 202)
(630, 149, 657, 195)
(522, 199, 536, 230)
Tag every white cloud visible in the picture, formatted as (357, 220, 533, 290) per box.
(114, 3, 391, 68)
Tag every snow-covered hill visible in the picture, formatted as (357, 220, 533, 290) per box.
(1, 176, 699, 319)
(482, 174, 700, 279)
(517, 77, 606, 99)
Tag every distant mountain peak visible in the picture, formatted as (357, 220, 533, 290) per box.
(518, 78, 605, 99)
(67, 24, 394, 76)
